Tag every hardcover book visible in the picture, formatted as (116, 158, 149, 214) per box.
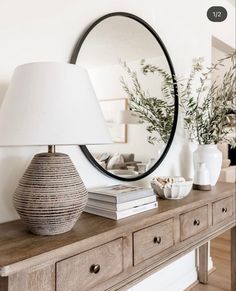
(85, 201, 158, 220)
(88, 184, 154, 203)
(87, 195, 157, 211)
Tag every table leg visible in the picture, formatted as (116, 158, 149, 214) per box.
(198, 242, 208, 284)
(231, 226, 236, 291)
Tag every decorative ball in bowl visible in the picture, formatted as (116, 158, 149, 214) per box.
(151, 176, 193, 200)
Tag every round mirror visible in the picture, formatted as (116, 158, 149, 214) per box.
(71, 12, 178, 181)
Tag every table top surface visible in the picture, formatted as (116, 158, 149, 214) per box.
(0, 182, 235, 275)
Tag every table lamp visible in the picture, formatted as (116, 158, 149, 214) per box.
(0, 62, 111, 235)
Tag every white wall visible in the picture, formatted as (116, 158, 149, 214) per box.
(0, 0, 234, 290)
(212, 45, 234, 82)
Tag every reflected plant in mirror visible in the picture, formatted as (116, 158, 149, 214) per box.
(71, 13, 178, 181)
(137, 52, 236, 147)
(120, 59, 175, 145)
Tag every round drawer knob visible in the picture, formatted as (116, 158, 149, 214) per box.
(90, 264, 100, 274)
(222, 207, 228, 213)
(153, 236, 162, 244)
(194, 219, 200, 226)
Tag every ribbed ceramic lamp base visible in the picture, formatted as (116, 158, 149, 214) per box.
(13, 153, 88, 235)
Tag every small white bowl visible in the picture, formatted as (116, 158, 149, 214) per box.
(151, 178, 193, 200)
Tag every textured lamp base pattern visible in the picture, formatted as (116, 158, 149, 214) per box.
(13, 153, 88, 235)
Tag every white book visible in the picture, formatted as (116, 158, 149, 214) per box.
(88, 184, 154, 203)
(85, 201, 158, 220)
(87, 195, 157, 211)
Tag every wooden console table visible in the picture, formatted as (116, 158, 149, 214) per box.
(0, 183, 235, 291)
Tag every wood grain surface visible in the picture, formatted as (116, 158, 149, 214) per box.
(231, 226, 236, 290)
(133, 218, 174, 265)
(212, 196, 233, 225)
(57, 238, 123, 291)
(190, 231, 232, 291)
(198, 243, 208, 284)
(0, 182, 235, 291)
(180, 206, 208, 241)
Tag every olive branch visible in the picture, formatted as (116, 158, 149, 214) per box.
(120, 60, 175, 145)
(120, 52, 236, 147)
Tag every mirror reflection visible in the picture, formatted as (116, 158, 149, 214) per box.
(76, 15, 176, 179)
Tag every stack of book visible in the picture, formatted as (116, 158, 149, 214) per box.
(85, 184, 158, 220)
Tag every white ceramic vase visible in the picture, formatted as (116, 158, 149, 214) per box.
(193, 144, 222, 186)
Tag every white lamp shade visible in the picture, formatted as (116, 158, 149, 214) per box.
(0, 62, 111, 146)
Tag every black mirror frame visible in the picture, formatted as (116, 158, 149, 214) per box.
(70, 12, 178, 182)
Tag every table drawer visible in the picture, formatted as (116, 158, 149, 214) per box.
(56, 238, 123, 291)
(133, 219, 174, 266)
(213, 196, 233, 225)
(180, 206, 208, 241)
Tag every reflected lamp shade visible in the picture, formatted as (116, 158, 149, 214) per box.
(0, 62, 111, 235)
